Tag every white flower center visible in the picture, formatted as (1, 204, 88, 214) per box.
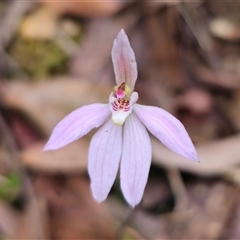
(109, 83, 138, 126)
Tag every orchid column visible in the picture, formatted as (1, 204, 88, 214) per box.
(44, 29, 199, 207)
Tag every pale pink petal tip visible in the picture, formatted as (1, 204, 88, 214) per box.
(88, 119, 122, 203)
(43, 104, 110, 151)
(111, 29, 137, 90)
(134, 105, 199, 163)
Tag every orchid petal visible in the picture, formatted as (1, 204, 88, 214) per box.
(120, 113, 151, 207)
(130, 92, 139, 105)
(111, 29, 137, 90)
(44, 104, 110, 150)
(88, 119, 122, 202)
(134, 104, 199, 162)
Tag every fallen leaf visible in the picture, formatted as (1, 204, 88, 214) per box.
(20, 6, 58, 40)
(174, 88, 213, 115)
(0, 77, 111, 135)
(14, 195, 50, 239)
(210, 18, 240, 41)
(32, 174, 116, 239)
(0, 200, 20, 237)
(21, 140, 88, 173)
(70, 9, 139, 84)
(40, 0, 123, 17)
(152, 134, 240, 176)
(168, 180, 237, 239)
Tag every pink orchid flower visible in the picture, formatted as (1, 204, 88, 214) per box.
(44, 29, 198, 207)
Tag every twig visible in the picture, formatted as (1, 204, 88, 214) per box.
(0, 45, 29, 79)
(0, 1, 37, 48)
(166, 167, 188, 210)
(53, 27, 80, 57)
(116, 206, 136, 240)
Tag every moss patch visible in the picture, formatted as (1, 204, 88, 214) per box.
(9, 38, 68, 79)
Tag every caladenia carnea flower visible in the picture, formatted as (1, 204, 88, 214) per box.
(44, 29, 199, 207)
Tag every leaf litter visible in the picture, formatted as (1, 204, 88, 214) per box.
(1, 0, 240, 239)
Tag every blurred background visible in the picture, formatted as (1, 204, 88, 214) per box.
(0, 0, 240, 239)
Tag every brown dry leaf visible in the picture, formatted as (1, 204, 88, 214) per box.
(0, 1, 36, 47)
(178, 2, 214, 54)
(207, 1, 240, 18)
(152, 134, 240, 176)
(14, 195, 50, 239)
(145, 8, 186, 90)
(167, 180, 237, 239)
(141, 177, 172, 211)
(70, 10, 139, 85)
(0, 114, 18, 174)
(33, 174, 116, 239)
(227, 88, 240, 131)
(20, 6, 58, 40)
(9, 115, 42, 149)
(223, 193, 240, 239)
(195, 66, 239, 89)
(21, 140, 88, 173)
(110, 180, 237, 239)
(209, 18, 240, 41)
(174, 88, 213, 115)
(108, 197, 165, 239)
(0, 77, 111, 135)
(0, 200, 20, 238)
(145, 0, 180, 10)
(40, 0, 123, 17)
(0, 145, 15, 175)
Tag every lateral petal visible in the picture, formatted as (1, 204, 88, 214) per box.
(134, 104, 199, 162)
(88, 119, 122, 202)
(121, 113, 152, 207)
(111, 29, 137, 90)
(44, 104, 110, 150)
